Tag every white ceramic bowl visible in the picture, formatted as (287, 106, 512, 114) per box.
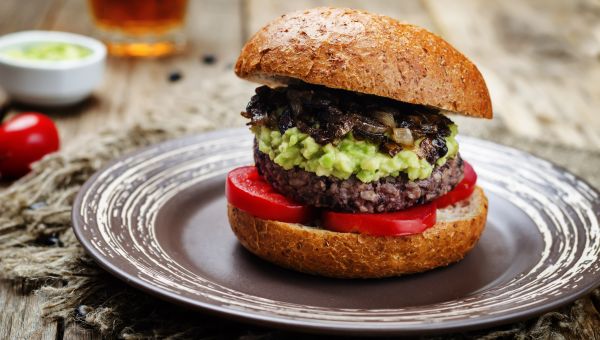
(0, 31, 106, 106)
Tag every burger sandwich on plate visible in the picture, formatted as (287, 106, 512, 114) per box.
(226, 7, 492, 279)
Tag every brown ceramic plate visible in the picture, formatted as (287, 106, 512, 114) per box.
(72, 128, 600, 336)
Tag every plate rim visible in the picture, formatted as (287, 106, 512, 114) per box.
(71, 127, 600, 336)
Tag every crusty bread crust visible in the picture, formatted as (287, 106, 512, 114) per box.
(228, 187, 488, 278)
(235, 7, 492, 119)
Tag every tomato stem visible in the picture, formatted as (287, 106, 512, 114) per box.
(0, 102, 11, 122)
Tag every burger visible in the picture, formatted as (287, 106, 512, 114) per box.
(226, 7, 491, 278)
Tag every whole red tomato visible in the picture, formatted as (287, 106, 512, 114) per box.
(0, 112, 60, 179)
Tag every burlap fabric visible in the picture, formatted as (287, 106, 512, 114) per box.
(0, 73, 599, 339)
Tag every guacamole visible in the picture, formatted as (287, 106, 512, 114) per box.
(1, 42, 92, 61)
(255, 125, 459, 183)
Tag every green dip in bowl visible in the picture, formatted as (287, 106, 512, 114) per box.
(1, 42, 93, 61)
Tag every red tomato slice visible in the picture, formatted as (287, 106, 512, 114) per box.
(322, 203, 437, 237)
(435, 160, 477, 208)
(226, 166, 314, 223)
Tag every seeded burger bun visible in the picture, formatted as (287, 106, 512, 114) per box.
(235, 7, 492, 119)
(230, 7, 492, 278)
(228, 187, 486, 278)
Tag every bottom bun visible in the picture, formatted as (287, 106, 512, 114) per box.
(228, 187, 488, 278)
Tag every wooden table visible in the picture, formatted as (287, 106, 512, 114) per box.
(1, 1, 598, 338)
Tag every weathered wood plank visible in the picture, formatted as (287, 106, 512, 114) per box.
(0, 0, 54, 33)
(39, 0, 94, 35)
(110, 0, 249, 137)
(0, 281, 57, 340)
(423, 0, 600, 149)
(46, 0, 246, 146)
(187, 0, 245, 60)
(0, 1, 64, 339)
(63, 324, 103, 340)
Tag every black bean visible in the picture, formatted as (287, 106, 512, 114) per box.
(201, 54, 216, 65)
(75, 305, 92, 318)
(37, 232, 63, 247)
(278, 108, 294, 133)
(168, 71, 182, 82)
(28, 201, 47, 210)
(433, 137, 449, 158)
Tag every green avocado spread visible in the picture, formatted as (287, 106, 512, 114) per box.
(1, 42, 92, 61)
(255, 125, 458, 183)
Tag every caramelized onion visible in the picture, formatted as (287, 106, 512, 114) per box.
(243, 84, 455, 162)
(353, 115, 388, 135)
(371, 110, 396, 128)
(392, 127, 414, 145)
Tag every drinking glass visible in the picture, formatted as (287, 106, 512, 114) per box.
(88, 0, 188, 57)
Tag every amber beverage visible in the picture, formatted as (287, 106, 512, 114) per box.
(88, 0, 188, 57)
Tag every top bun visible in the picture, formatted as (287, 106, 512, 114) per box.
(235, 7, 492, 119)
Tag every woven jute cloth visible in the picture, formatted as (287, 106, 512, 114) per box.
(0, 73, 599, 339)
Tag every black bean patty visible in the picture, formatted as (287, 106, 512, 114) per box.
(254, 143, 464, 213)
